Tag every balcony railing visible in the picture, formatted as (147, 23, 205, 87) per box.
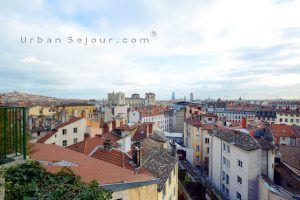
(0, 106, 27, 164)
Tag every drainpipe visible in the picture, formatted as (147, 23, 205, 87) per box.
(220, 140, 223, 191)
(22, 107, 27, 160)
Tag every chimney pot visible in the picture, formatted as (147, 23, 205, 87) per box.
(103, 139, 112, 151)
(170, 139, 177, 157)
(132, 146, 141, 168)
(84, 133, 90, 141)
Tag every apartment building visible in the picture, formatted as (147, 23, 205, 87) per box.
(172, 101, 188, 133)
(37, 117, 87, 147)
(128, 107, 169, 132)
(276, 109, 300, 125)
(56, 104, 96, 119)
(270, 124, 300, 146)
(183, 114, 218, 168)
(209, 129, 262, 200)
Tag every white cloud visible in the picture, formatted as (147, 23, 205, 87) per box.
(0, 0, 300, 99)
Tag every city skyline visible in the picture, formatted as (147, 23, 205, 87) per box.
(1, 0, 300, 99)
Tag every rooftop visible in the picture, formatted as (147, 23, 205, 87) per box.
(67, 135, 120, 155)
(213, 129, 261, 151)
(37, 117, 82, 143)
(30, 143, 154, 185)
(142, 147, 177, 192)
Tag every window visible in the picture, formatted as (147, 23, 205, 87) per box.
(222, 184, 225, 192)
(207, 147, 209, 154)
(73, 138, 78, 144)
(238, 159, 243, 168)
(296, 119, 300, 124)
(285, 119, 288, 122)
(223, 143, 226, 151)
(237, 192, 242, 200)
(62, 129, 67, 135)
(196, 156, 200, 161)
(62, 140, 67, 147)
(196, 145, 200, 151)
(205, 138, 209, 144)
(290, 119, 294, 123)
(173, 185, 176, 197)
(222, 171, 225, 180)
(227, 145, 230, 153)
(163, 187, 166, 199)
(226, 174, 229, 184)
(73, 127, 78, 133)
(226, 187, 229, 196)
(237, 175, 242, 184)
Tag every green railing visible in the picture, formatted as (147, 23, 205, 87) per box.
(0, 106, 27, 162)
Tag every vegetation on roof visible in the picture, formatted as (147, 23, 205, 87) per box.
(1, 160, 112, 200)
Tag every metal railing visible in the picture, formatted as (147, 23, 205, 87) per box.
(0, 106, 27, 162)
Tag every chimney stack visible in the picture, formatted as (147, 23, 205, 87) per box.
(132, 146, 141, 168)
(242, 117, 247, 129)
(170, 139, 177, 157)
(103, 139, 112, 151)
(81, 110, 87, 118)
(84, 133, 90, 141)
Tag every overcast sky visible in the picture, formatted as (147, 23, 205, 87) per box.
(0, 0, 300, 100)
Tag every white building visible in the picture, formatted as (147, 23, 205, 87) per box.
(209, 129, 265, 200)
(37, 117, 87, 147)
(128, 107, 172, 132)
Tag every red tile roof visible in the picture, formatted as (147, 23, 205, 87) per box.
(271, 124, 300, 138)
(132, 123, 153, 142)
(67, 135, 120, 155)
(30, 143, 154, 185)
(37, 117, 82, 143)
(202, 124, 217, 130)
(116, 123, 139, 131)
(91, 147, 133, 169)
(184, 117, 202, 127)
(139, 108, 164, 118)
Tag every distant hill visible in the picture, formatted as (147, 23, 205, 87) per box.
(0, 91, 88, 107)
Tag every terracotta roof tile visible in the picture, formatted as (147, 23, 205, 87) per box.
(184, 117, 202, 127)
(91, 147, 133, 169)
(67, 135, 119, 155)
(30, 143, 154, 185)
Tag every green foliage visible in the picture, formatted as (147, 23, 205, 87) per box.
(2, 160, 112, 200)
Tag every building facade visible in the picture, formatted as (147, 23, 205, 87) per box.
(276, 110, 300, 125)
(209, 130, 262, 200)
(37, 117, 87, 147)
(108, 92, 126, 106)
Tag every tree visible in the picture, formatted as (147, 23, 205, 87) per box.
(2, 160, 112, 200)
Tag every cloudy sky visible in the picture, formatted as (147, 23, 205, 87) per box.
(0, 0, 300, 100)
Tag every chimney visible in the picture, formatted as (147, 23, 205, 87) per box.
(242, 117, 247, 129)
(81, 110, 87, 118)
(170, 139, 177, 157)
(132, 146, 141, 168)
(103, 139, 112, 151)
(84, 133, 90, 141)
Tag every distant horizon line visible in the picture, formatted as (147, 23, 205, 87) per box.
(1, 91, 299, 102)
